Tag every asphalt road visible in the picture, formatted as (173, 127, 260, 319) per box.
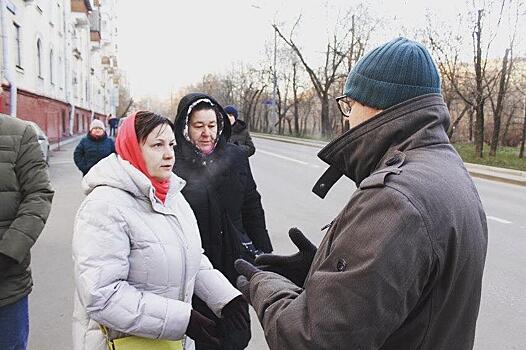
(27, 137, 525, 349)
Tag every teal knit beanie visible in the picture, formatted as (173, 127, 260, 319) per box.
(343, 37, 441, 110)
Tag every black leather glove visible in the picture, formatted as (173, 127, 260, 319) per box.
(186, 309, 221, 348)
(220, 296, 251, 349)
(255, 227, 317, 287)
(0, 253, 16, 277)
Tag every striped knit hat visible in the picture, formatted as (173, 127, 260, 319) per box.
(343, 37, 441, 110)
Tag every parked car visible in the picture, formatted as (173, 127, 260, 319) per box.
(28, 121, 50, 164)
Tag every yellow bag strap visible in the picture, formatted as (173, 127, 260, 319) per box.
(99, 324, 115, 350)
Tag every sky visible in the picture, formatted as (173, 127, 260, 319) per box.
(116, 0, 525, 99)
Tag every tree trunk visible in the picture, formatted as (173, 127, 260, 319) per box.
(474, 9, 485, 158)
(321, 94, 330, 139)
(489, 48, 510, 157)
(468, 110, 474, 142)
(501, 105, 516, 146)
(286, 118, 292, 135)
(292, 63, 300, 137)
(448, 105, 470, 139)
(520, 100, 526, 158)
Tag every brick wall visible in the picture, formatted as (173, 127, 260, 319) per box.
(1, 85, 110, 143)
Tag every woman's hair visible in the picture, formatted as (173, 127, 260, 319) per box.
(134, 111, 174, 143)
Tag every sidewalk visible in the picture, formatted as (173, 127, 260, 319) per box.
(253, 132, 526, 187)
(50, 134, 84, 151)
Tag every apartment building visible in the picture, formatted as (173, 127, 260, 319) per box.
(0, 0, 118, 141)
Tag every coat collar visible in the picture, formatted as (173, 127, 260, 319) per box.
(313, 94, 450, 197)
(82, 154, 186, 209)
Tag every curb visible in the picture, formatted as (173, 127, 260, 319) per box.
(253, 133, 526, 187)
(50, 135, 84, 151)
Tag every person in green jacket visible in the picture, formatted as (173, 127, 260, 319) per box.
(0, 114, 54, 350)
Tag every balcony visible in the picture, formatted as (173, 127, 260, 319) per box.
(90, 31, 101, 42)
(89, 10, 101, 42)
(71, 0, 92, 14)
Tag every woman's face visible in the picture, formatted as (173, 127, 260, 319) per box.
(188, 109, 218, 154)
(90, 127, 105, 137)
(139, 124, 175, 181)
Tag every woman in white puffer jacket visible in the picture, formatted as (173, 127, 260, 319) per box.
(72, 111, 249, 350)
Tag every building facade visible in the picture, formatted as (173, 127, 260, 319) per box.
(0, 0, 118, 141)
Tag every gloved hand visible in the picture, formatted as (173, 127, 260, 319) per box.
(185, 309, 221, 347)
(234, 259, 262, 304)
(221, 296, 250, 330)
(254, 227, 317, 287)
(220, 296, 251, 349)
(0, 253, 16, 277)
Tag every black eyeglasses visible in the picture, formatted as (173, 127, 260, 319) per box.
(336, 95, 354, 117)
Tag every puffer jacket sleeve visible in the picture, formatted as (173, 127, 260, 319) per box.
(193, 252, 241, 317)
(247, 187, 434, 349)
(0, 124, 54, 263)
(73, 199, 192, 340)
(73, 139, 88, 175)
(240, 157, 272, 253)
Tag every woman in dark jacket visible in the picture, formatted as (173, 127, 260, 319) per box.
(224, 105, 255, 157)
(73, 119, 115, 176)
(173, 93, 272, 350)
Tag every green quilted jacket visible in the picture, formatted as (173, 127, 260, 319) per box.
(0, 114, 54, 307)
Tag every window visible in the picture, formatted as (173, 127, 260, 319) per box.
(37, 39, 43, 78)
(58, 56, 63, 88)
(14, 22, 21, 68)
(50, 49, 54, 84)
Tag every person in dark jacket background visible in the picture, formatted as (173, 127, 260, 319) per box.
(108, 114, 119, 137)
(73, 119, 115, 176)
(173, 93, 273, 350)
(224, 105, 255, 157)
(235, 37, 488, 349)
(0, 114, 54, 350)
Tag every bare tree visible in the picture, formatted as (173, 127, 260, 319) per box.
(116, 72, 133, 118)
(427, 1, 508, 157)
(488, 48, 513, 156)
(273, 8, 376, 138)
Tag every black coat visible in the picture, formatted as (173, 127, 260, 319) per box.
(173, 93, 272, 279)
(73, 133, 115, 176)
(229, 119, 255, 157)
(174, 93, 272, 350)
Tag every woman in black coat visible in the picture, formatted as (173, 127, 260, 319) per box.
(173, 93, 272, 350)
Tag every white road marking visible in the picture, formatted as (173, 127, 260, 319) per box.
(487, 216, 512, 224)
(258, 149, 309, 165)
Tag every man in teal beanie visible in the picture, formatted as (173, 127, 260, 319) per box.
(235, 37, 488, 349)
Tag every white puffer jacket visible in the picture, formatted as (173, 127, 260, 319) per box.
(72, 154, 241, 350)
